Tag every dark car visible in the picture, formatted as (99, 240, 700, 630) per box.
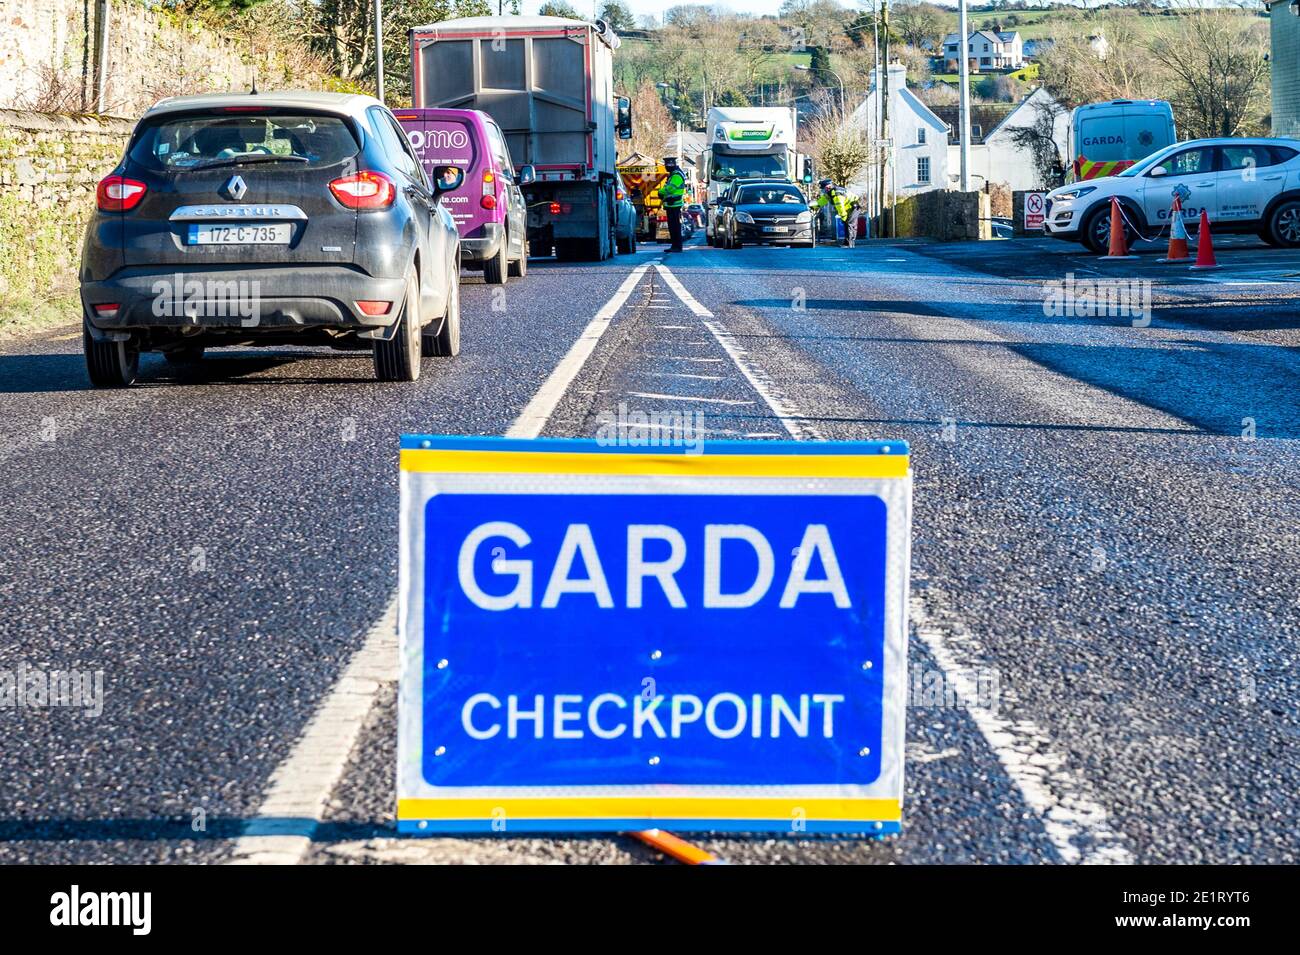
(79, 91, 464, 386)
(717, 181, 815, 249)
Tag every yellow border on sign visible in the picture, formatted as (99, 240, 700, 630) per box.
(399, 449, 909, 479)
(398, 797, 901, 821)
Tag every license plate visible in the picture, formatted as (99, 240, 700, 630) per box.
(763, 226, 788, 233)
(187, 223, 291, 245)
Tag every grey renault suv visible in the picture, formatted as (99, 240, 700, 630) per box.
(79, 91, 464, 385)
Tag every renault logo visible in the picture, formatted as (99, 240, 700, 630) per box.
(222, 175, 248, 200)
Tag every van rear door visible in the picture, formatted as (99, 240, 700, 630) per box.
(397, 111, 483, 237)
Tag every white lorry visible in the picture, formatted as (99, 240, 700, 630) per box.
(701, 106, 810, 243)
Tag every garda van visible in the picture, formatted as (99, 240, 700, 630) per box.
(1070, 100, 1177, 181)
(396, 107, 534, 285)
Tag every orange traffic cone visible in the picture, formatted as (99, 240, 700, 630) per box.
(1158, 197, 1191, 263)
(1099, 196, 1137, 260)
(1189, 210, 1220, 270)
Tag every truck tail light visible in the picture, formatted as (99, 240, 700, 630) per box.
(93, 303, 121, 317)
(96, 176, 147, 212)
(482, 170, 495, 198)
(355, 300, 392, 316)
(329, 171, 396, 209)
(549, 201, 561, 215)
(480, 194, 497, 210)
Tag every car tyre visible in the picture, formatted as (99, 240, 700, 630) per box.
(374, 269, 421, 382)
(423, 267, 460, 358)
(84, 320, 139, 388)
(1082, 203, 1136, 254)
(484, 234, 509, 284)
(508, 240, 529, 278)
(1267, 200, 1300, 247)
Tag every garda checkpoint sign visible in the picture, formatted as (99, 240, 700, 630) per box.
(397, 435, 912, 834)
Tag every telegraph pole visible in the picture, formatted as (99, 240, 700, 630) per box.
(958, 0, 972, 191)
(374, 0, 385, 104)
(879, 0, 892, 237)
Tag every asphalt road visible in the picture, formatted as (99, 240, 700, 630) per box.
(2, 229, 1297, 864)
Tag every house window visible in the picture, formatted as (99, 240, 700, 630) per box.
(981, 57, 991, 66)
(918, 127, 926, 145)
(917, 156, 931, 184)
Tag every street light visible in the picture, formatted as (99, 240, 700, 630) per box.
(794, 64, 846, 117)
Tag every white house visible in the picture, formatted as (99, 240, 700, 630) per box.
(943, 29, 1025, 72)
(946, 88, 1069, 192)
(849, 64, 950, 201)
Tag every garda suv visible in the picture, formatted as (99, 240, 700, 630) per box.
(79, 91, 465, 386)
(1044, 136, 1300, 253)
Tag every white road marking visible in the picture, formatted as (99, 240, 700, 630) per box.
(227, 602, 397, 864)
(655, 260, 1132, 866)
(228, 260, 658, 864)
(910, 596, 1132, 864)
(655, 262, 821, 440)
(506, 263, 654, 439)
(625, 390, 753, 405)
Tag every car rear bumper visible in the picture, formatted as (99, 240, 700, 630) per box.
(81, 265, 406, 338)
(459, 222, 505, 262)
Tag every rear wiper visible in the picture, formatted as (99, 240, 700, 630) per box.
(194, 154, 311, 170)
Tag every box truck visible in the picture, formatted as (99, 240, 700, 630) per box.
(701, 106, 811, 242)
(409, 15, 632, 260)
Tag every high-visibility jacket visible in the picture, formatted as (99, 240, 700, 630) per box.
(814, 187, 856, 221)
(659, 170, 686, 209)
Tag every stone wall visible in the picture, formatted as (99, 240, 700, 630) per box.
(0, 109, 132, 306)
(889, 190, 992, 241)
(1, 0, 326, 119)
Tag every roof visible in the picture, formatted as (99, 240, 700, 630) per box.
(943, 30, 1021, 45)
(146, 91, 383, 119)
(930, 103, 1015, 143)
(412, 15, 590, 31)
(983, 88, 1061, 142)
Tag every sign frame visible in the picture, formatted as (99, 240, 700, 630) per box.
(1024, 191, 1046, 230)
(397, 435, 912, 835)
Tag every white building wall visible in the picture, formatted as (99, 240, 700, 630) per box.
(848, 64, 949, 202)
(947, 88, 1069, 192)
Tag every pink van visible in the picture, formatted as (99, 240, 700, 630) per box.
(395, 108, 534, 284)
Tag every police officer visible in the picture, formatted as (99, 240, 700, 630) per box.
(813, 178, 860, 248)
(660, 156, 687, 254)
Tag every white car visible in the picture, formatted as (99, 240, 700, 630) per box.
(1044, 137, 1300, 252)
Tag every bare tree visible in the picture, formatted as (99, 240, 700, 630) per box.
(1148, 9, 1269, 138)
(1005, 96, 1069, 189)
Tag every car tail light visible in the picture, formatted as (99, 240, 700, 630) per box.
(96, 176, 147, 212)
(92, 303, 121, 317)
(480, 194, 497, 210)
(549, 201, 561, 215)
(482, 170, 495, 195)
(355, 300, 392, 316)
(329, 171, 396, 209)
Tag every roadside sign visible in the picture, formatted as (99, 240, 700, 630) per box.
(397, 435, 912, 834)
(1024, 192, 1046, 230)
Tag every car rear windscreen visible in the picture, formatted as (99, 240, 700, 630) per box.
(129, 113, 360, 170)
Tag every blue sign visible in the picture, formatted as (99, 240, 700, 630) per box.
(397, 436, 912, 834)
